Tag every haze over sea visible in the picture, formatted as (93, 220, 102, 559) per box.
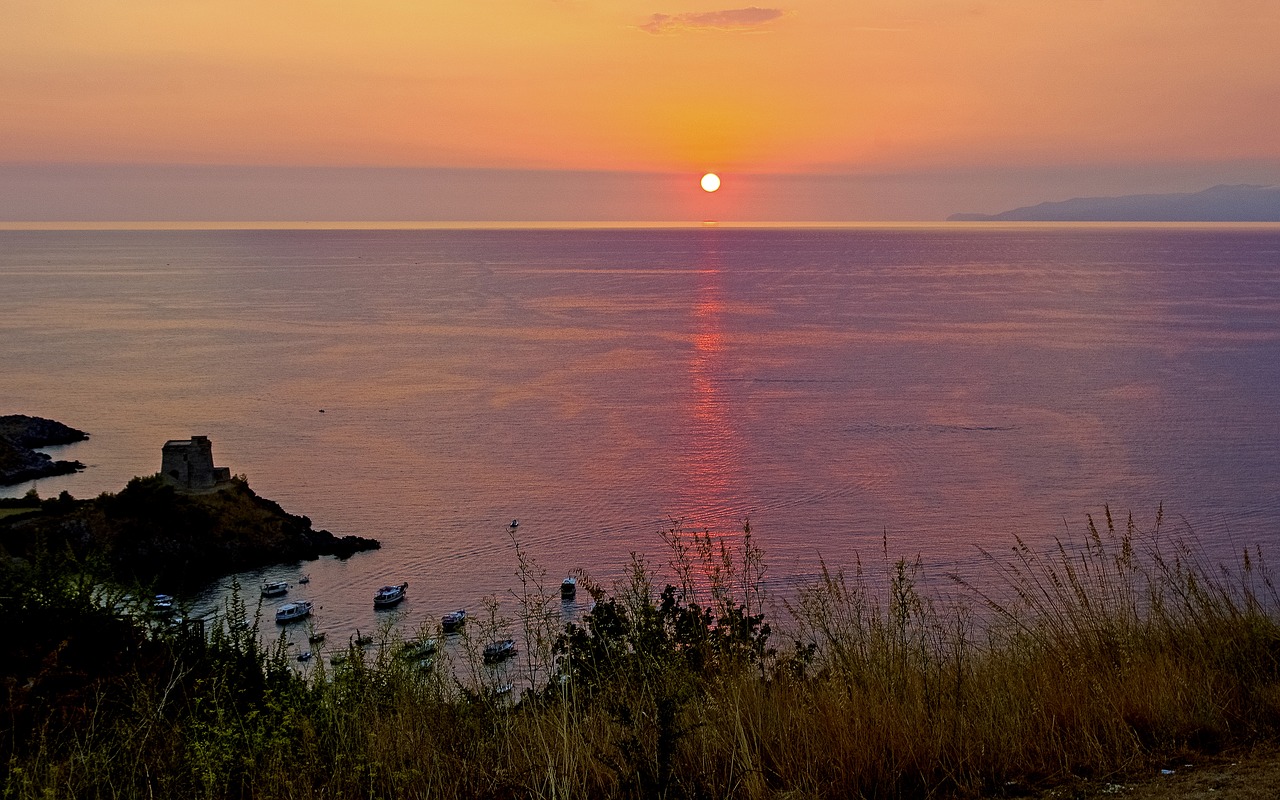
(4, 225, 1279, 641)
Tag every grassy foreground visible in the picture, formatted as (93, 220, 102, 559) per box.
(4, 509, 1280, 799)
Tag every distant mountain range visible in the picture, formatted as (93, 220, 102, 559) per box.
(949, 184, 1280, 222)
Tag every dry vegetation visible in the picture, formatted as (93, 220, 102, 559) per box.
(4, 509, 1280, 799)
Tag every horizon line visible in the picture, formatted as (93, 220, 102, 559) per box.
(4, 220, 1280, 232)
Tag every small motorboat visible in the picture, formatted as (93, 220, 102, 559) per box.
(261, 581, 290, 598)
(561, 577, 577, 600)
(373, 582, 408, 609)
(275, 601, 313, 624)
(296, 650, 312, 662)
(442, 609, 467, 633)
(400, 637, 437, 660)
(483, 639, 517, 663)
(509, 519, 519, 529)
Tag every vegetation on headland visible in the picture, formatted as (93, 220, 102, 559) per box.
(4, 510, 1280, 799)
(0, 476, 379, 591)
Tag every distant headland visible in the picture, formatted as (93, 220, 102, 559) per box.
(0, 427, 379, 589)
(949, 183, 1280, 222)
(0, 414, 88, 485)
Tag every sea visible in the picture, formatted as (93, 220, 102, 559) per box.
(4, 224, 1280, 655)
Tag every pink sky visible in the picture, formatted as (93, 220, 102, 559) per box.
(3, 1, 1279, 220)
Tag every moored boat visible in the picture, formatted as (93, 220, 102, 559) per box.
(442, 609, 467, 632)
(483, 638, 517, 662)
(152, 594, 175, 614)
(261, 581, 290, 598)
(400, 637, 437, 660)
(373, 581, 408, 608)
(561, 576, 577, 600)
(275, 601, 313, 624)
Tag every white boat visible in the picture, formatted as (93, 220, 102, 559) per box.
(483, 638, 517, 662)
(561, 577, 577, 600)
(373, 581, 408, 608)
(275, 601, 313, 624)
(261, 581, 289, 598)
(510, 519, 519, 529)
(442, 609, 467, 632)
(152, 594, 175, 614)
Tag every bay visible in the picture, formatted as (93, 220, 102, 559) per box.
(4, 225, 1279, 644)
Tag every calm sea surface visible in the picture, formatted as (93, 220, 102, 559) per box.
(4, 226, 1280, 647)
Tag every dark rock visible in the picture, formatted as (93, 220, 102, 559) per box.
(0, 415, 89, 448)
(0, 415, 89, 486)
(324, 532, 382, 560)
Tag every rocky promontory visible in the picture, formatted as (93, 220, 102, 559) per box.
(0, 474, 380, 590)
(0, 414, 88, 485)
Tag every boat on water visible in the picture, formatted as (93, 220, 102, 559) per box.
(308, 630, 326, 644)
(152, 594, 175, 614)
(400, 637, 437, 660)
(442, 609, 467, 633)
(298, 574, 310, 585)
(275, 601, 313, 624)
(296, 650, 312, 662)
(373, 581, 408, 609)
(483, 639, 517, 663)
(261, 581, 290, 598)
(510, 519, 519, 529)
(561, 577, 577, 600)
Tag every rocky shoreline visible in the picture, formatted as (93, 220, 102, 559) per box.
(0, 416, 379, 589)
(0, 475, 380, 590)
(0, 414, 88, 485)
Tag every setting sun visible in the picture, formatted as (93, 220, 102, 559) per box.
(700, 173, 721, 193)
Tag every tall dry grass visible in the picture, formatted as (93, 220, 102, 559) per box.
(5, 509, 1280, 799)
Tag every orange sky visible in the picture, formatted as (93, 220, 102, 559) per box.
(2, 1, 1279, 218)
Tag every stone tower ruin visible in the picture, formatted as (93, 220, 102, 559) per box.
(160, 435, 231, 491)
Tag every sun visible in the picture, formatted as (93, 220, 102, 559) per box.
(700, 173, 721, 193)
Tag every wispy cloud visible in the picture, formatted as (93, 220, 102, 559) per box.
(640, 7, 786, 34)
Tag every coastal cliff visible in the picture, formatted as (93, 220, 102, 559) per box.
(0, 414, 88, 485)
(0, 474, 379, 589)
